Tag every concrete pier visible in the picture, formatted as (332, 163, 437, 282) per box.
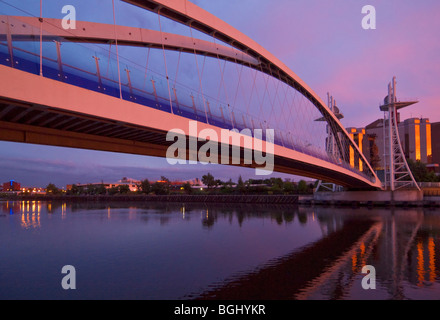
(313, 189, 430, 207)
(314, 190, 423, 202)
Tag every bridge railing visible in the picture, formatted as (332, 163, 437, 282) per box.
(0, 13, 375, 183)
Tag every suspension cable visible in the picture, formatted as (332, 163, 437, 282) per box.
(143, 47, 151, 90)
(39, 0, 43, 76)
(189, 22, 209, 124)
(157, 9, 174, 114)
(112, 0, 122, 99)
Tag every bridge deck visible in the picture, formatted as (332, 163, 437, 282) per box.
(0, 65, 380, 189)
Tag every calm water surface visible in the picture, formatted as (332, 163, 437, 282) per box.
(0, 200, 439, 300)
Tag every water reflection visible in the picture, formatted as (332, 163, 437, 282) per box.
(193, 215, 380, 300)
(1, 200, 43, 229)
(193, 207, 440, 300)
(1, 200, 440, 299)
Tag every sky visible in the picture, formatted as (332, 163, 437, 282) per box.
(0, 0, 439, 188)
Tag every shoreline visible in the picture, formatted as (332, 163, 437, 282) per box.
(0, 194, 439, 208)
(0, 194, 301, 204)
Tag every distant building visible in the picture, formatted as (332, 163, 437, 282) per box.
(117, 177, 141, 192)
(20, 187, 46, 194)
(188, 178, 202, 186)
(66, 177, 211, 193)
(67, 177, 141, 192)
(347, 116, 437, 180)
(432, 122, 440, 166)
(361, 116, 433, 168)
(401, 118, 432, 164)
(431, 121, 440, 173)
(346, 127, 368, 172)
(2, 180, 21, 192)
(346, 126, 382, 173)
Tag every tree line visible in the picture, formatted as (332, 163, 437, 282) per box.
(44, 174, 315, 196)
(37, 159, 440, 197)
(407, 159, 440, 183)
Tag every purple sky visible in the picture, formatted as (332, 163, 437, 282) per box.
(0, 0, 439, 188)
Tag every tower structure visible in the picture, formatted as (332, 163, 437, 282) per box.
(379, 76, 420, 191)
(315, 93, 344, 192)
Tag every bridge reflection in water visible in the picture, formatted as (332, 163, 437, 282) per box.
(193, 207, 435, 300)
(0, 200, 439, 300)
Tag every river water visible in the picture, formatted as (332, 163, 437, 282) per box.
(0, 200, 439, 300)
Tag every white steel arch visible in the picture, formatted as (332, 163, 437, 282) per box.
(122, 0, 381, 188)
(0, 15, 259, 67)
(0, 1, 383, 189)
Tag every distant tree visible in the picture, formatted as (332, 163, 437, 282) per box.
(77, 185, 85, 195)
(161, 176, 171, 194)
(151, 183, 162, 195)
(182, 181, 193, 194)
(46, 183, 61, 195)
(236, 175, 246, 194)
(139, 179, 151, 194)
(118, 185, 130, 194)
(266, 178, 284, 194)
(152, 178, 171, 195)
(202, 173, 216, 189)
(86, 184, 96, 195)
(108, 186, 119, 195)
(225, 178, 234, 187)
(272, 178, 284, 189)
(220, 179, 234, 194)
(298, 180, 308, 194)
(407, 159, 438, 182)
(248, 179, 263, 185)
(270, 185, 282, 194)
(96, 183, 107, 195)
(283, 181, 295, 194)
(68, 184, 80, 195)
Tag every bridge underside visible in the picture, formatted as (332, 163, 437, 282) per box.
(0, 108, 374, 189)
(0, 66, 378, 189)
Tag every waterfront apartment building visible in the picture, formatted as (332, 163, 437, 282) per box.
(67, 177, 141, 193)
(348, 116, 435, 173)
(66, 177, 204, 193)
(346, 127, 368, 172)
(432, 122, 440, 166)
(2, 180, 21, 192)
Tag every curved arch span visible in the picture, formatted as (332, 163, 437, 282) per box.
(122, 0, 381, 188)
(0, 15, 259, 66)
